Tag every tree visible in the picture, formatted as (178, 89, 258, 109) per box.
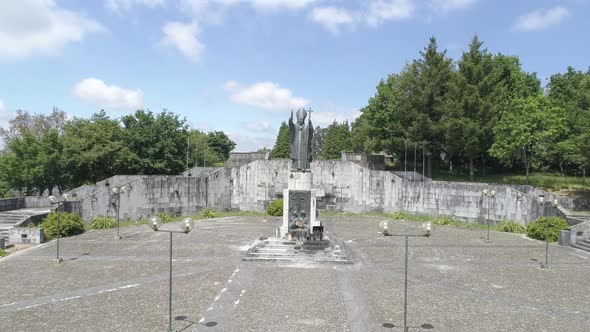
(271, 121, 290, 159)
(0, 107, 67, 145)
(489, 96, 565, 184)
(206, 131, 236, 161)
(311, 126, 328, 158)
(189, 129, 223, 167)
(322, 121, 352, 159)
(546, 66, 590, 175)
(350, 112, 375, 154)
(122, 110, 188, 175)
(61, 111, 138, 186)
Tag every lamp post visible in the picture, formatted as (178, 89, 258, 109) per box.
(379, 220, 432, 332)
(48, 194, 69, 263)
(334, 185, 350, 223)
(149, 216, 194, 332)
(538, 196, 559, 269)
(112, 186, 126, 239)
(258, 182, 273, 222)
(482, 189, 496, 241)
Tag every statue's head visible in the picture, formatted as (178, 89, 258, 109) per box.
(296, 108, 307, 125)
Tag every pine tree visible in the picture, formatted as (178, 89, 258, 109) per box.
(322, 121, 352, 160)
(271, 122, 290, 159)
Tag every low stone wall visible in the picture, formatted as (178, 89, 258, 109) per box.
(51, 159, 580, 227)
(0, 197, 25, 212)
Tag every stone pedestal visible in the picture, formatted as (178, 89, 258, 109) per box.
(280, 171, 321, 240)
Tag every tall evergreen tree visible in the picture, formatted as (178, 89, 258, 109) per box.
(271, 121, 290, 159)
(322, 121, 352, 159)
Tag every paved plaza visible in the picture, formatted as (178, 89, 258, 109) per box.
(1, 215, 590, 331)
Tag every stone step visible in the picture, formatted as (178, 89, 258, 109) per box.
(572, 242, 590, 252)
(581, 239, 590, 246)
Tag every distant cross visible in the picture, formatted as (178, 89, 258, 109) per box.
(307, 108, 313, 121)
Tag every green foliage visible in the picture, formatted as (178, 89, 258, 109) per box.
(390, 211, 412, 220)
(122, 110, 189, 175)
(271, 122, 290, 159)
(497, 220, 526, 234)
(322, 121, 352, 159)
(490, 95, 566, 184)
(200, 209, 218, 218)
(0, 249, 6, 257)
(40, 212, 85, 239)
(267, 199, 283, 216)
(89, 216, 118, 229)
(432, 215, 454, 225)
(206, 131, 236, 161)
(526, 217, 569, 242)
(156, 212, 173, 223)
(62, 110, 138, 187)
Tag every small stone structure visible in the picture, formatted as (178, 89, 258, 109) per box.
(8, 227, 44, 244)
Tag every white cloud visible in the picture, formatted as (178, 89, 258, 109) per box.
(514, 6, 569, 31)
(366, 0, 414, 26)
(430, 0, 476, 13)
(0, 0, 103, 60)
(243, 121, 272, 132)
(106, 0, 165, 13)
(310, 6, 355, 33)
(72, 78, 144, 110)
(159, 20, 204, 62)
(232, 133, 275, 152)
(248, 0, 319, 11)
(312, 107, 361, 127)
(225, 81, 310, 112)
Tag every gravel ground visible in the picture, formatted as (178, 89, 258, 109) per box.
(1, 215, 589, 332)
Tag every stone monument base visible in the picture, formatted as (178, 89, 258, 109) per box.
(279, 171, 322, 240)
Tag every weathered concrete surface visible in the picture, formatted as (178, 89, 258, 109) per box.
(8, 227, 44, 244)
(1, 216, 590, 332)
(53, 160, 547, 225)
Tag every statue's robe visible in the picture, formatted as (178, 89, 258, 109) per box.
(289, 118, 313, 171)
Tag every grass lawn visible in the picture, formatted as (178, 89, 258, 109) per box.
(432, 171, 590, 196)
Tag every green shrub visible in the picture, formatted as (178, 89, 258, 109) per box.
(391, 211, 411, 220)
(40, 212, 85, 240)
(156, 212, 172, 223)
(432, 215, 454, 225)
(200, 209, 218, 218)
(0, 249, 7, 257)
(89, 216, 118, 229)
(267, 199, 283, 216)
(497, 220, 526, 234)
(526, 217, 569, 242)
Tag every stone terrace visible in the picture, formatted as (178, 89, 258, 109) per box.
(1, 216, 589, 331)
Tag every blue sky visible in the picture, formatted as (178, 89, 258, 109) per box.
(1, 0, 589, 151)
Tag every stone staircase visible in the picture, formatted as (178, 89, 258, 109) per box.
(571, 238, 590, 252)
(243, 237, 352, 264)
(0, 208, 51, 241)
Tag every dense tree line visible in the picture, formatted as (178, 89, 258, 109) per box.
(0, 109, 236, 197)
(355, 35, 589, 182)
(269, 35, 590, 183)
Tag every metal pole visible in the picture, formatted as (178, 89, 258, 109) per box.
(169, 232, 173, 332)
(403, 235, 409, 332)
(203, 136, 206, 167)
(544, 204, 549, 267)
(56, 202, 61, 260)
(116, 194, 120, 239)
(422, 142, 425, 182)
(486, 196, 490, 241)
(186, 136, 190, 171)
(413, 143, 416, 177)
(404, 139, 407, 175)
(340, 187, 343, 223)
